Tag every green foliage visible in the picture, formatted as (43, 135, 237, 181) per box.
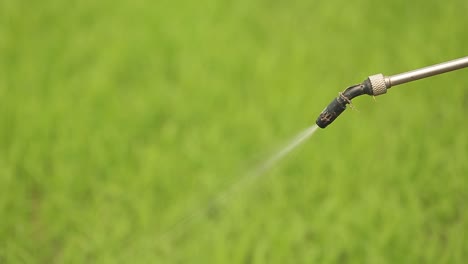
(1, 0, 467, 262)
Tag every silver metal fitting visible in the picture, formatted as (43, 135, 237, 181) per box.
(368, 73, 388, 96)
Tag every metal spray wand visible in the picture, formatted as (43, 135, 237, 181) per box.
(316, 56, 468, 128)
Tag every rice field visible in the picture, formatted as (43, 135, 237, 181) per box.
(0, 0, 467, 262)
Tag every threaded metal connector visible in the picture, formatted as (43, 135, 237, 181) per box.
(368, 74, 388, 96)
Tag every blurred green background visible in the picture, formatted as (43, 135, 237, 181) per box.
(1, 0, 467, 263)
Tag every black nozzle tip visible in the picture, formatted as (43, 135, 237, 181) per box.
(316, 98, 347, 128)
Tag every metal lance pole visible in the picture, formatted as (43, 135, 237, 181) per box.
(316, 56, 468, 128)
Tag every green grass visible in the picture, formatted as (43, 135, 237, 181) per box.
(1, 0, 468, 263)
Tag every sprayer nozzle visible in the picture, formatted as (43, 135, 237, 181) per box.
(315, 79, 378, 128)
